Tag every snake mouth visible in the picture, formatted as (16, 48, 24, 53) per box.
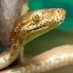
(25, 15, 65, 33)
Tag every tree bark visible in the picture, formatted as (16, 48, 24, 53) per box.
(0, 0, 28, 66)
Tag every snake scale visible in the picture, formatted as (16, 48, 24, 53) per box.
(0, 8, 66, 73)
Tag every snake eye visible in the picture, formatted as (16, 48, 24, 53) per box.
(32, 11, 42, 22)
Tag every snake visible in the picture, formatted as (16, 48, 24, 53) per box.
(0, 8, 66, 72)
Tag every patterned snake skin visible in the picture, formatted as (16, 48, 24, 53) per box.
(0, 8, 66, 73)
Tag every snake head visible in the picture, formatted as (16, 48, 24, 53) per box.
(13, 8, 66, 45)
(31, 8, 66, 30)
(20, 8, 66, 32)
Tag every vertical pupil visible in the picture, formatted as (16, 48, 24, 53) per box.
(35, 14, 39, 21)
(32, 12, 42, 22)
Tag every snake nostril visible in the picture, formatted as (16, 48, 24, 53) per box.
(57, 9, 60, 13)
(55, 9, 64, 15)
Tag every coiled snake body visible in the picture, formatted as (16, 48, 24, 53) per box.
(0, 8, 66, 73)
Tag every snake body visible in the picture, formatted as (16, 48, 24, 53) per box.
(1, 45, 73, 73)
(0, 8, 66, 72)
